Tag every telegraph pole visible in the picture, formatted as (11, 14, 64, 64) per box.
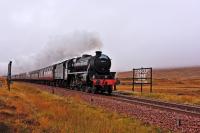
(7, 61, 12, 91)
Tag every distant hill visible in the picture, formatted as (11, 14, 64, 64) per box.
(117, 66, 200, 80)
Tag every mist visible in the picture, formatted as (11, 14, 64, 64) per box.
(12, 31, 102, 74)
(0, 0, 200, 75)
(0, 63, 8, 76)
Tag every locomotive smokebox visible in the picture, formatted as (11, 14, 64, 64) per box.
(96, 51, 102, 57)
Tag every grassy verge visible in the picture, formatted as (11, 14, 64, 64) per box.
(0, 82, 163, 133)
(117, 85, 200, 105)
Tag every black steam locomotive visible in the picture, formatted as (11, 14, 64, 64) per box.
(12, 51, 116, 94)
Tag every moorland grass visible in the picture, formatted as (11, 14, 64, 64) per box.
(0, 82, 164, 133)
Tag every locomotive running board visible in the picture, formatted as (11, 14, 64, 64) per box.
(68, 71, 88, 74)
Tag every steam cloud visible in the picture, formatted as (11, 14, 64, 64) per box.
(12, 31, 103, 74)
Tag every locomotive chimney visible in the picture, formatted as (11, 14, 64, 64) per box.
(96, 51, 102, 57)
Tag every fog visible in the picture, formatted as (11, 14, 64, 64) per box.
(0, 0, 200, 75)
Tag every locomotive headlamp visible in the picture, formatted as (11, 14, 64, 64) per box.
(93, 75, 95, 79)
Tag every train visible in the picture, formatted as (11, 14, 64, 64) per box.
(12, 51, 116, 94)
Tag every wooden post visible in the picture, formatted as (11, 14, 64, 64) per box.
(7, 79, 10, 91)
(114, 85, 116, 91)
(7, 61, 12, 91)
(132, 69, 134, 92)
(177, 119, 181, 126)
(140, 68, 142, 93)
(150, 68, 153, 93)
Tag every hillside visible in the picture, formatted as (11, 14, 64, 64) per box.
(116, 67, 200, 105)
(117, 66, 200, 79)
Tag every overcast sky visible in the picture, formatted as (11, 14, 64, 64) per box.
(0, 0, 200, 74)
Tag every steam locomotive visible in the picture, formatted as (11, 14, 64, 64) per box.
(12, 51, 116, 94)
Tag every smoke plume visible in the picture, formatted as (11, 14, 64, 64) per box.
(12, 31, 103, 74)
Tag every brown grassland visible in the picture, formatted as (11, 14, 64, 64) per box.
(0, 79, 162, 132)
(117, 67, 200, 105)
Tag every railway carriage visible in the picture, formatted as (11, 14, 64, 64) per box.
(38, 66, 54, 80)
(29, 70, 39, 81)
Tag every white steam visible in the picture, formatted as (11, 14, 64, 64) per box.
(12, 31, 103, 74)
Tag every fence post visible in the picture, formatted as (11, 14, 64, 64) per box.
(7, 61, 12, 91)
(140, 68, 142, 93)
(132, 69, 135, 92)
(150, 67, 153, 93)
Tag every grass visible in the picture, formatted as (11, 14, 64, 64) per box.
(117, 67, 200, 105)
(116, 84, 200, 105)
(0, 80, 164, 133)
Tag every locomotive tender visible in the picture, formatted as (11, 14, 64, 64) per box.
(12, 51, 116, 94)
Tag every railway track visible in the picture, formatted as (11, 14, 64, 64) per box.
(56, 86, 200, 117)
(18, 82, 200, 117)
(111, 92, 200, 116)
(15, 82, 200, 132)
(48, 84, 200, 117)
